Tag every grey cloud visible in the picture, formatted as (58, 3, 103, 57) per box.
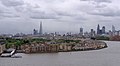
(55, 11, 75, 17)
(0, 0, 24, 7)
(88, 8, 120, 17)
(80, 0, 111, 3)
(94, 0, 111, 3)
(29, 11, 59, 19)
(0, 0, 120, 34)
(0, 10, 4, 14)
(74, 16, 87, 20)
(30, 15, 59, 19)
(10, 3, 59, 19)
(1, 13, 20, 18)
(95, 4, 107, 8)
(0, 9, 19, 18)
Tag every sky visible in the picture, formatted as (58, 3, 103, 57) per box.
(0, 0, 120, 34)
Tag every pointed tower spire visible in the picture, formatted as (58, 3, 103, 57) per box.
(39, 21, 42, 35)
(97, 24, 100, 34)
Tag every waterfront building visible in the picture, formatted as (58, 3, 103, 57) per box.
(59, 43, 72, 51)
(0, 42, 6, 54)
(72, 43, 83, 50)
(22, 43, 59, 53)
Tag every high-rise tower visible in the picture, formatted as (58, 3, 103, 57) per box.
(112, 25, 115, 33)
(39, 21, 42, 35)
(97, 24, 100, 35)
(112, 25, 115, 36)
(102, 26, 105, 34)
(33, 29, 38, 35)
(80, 27, 83, 36)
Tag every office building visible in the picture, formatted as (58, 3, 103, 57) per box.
(102, 26, 105, 34)
(80, 27, 83, 36)
(33, 29, 38, 35)
(97, 24, 100, 35)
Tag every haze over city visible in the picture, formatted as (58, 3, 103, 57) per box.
(0, 0, 120, 34)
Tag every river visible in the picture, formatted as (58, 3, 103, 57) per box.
(0, 41, 120, 66)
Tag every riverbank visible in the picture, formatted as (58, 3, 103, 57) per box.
(16, 40, 107, 53)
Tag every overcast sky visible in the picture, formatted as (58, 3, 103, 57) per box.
(0, 0, 120, 34)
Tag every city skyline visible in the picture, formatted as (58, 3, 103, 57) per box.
(0, 21, 119, 34)
(32, 23, 118, 35)
(0, 0, 120, 34)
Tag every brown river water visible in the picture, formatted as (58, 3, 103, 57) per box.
(0, 41, 120, 66)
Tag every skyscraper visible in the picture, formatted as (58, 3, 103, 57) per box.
(39, 21, 42, 35)
(112, 25, 115, 33)
(80, 27, 83, 36)
(97, 24, 100, 35)
(33, 29, 38, 35)
(102, 26, 105, 34)
(90, 29, 95, 37)
(112, 25, 115, 36)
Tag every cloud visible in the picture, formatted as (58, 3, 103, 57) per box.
(0, 0, 24, 7)
(95, 4, 107, 8)
(0, 3, 20, 18)
(27, 7, 59, 19)
(94, 0, 111, 3)
(80, 0, 111, 3)
(88, 7, 120, 17)
(53, 10, 77, 17)
(0, 0, 120, 34)
(30, 14, 59, 19)
(1, 13, 20, 18)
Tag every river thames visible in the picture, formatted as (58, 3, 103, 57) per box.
(0, 41, 120, 66)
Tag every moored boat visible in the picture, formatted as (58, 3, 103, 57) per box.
(0, 48, 16, 57)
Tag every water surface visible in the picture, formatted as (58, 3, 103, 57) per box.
(0, 41, 120, 66)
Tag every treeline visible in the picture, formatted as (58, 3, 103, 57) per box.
(1, 37, 81, 49)
(4, 38, 51, 49)
(95, 35, 120, 41)
(95, 36, 110, 40)
(55, 39, 80, 43)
